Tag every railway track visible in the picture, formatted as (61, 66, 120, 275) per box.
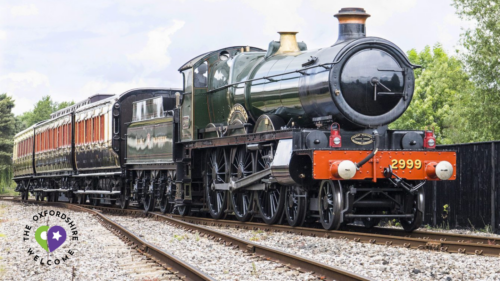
(58, 201, 500, 257)
(172, 215, 500, 257)
(6, 197, 499, 257)
(1, 198, 214, 281)
(1, 198, 371, 281)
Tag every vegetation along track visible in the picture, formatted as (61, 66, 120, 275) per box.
(1, 198, 370, 281)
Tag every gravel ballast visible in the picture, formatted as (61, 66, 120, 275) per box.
(106, 214, 319, 281)
(0, 201, 135, 280)
(206, 224, 500, 281)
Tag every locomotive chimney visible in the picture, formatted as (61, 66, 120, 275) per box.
(276, 31, 300, 54)
(334, 7, 370, 44)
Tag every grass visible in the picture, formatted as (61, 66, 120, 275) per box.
(249, 230, 269, 241)
(0, 185, 17, 196)
(170, 233, 189, 242)
(0, 204, 6, 220)
(0, 179, 18, 196)
(251, 262, 258, 276)
(385, 219, 402, 227)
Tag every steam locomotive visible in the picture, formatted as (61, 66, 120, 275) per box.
(13, 8, 456, 232)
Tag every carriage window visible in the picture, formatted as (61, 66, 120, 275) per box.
(194, 61, 208, 88)
(132, 97, 164, 122)
(100, 115, 105, 141)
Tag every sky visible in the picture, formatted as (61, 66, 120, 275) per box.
(0, 0, 472, 115)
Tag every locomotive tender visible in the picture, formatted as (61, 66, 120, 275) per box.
(13, 8, 456, 231)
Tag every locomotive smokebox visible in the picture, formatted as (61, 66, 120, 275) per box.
(334, 7, 370, 43)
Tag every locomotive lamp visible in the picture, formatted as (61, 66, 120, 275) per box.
(425, 161, 454, 180)
(423, 130, 436, 149)
(329, 123, 342, 147)
(330, 160, 357, 179)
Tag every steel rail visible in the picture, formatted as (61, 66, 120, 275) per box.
(170, 215, 500, 257)
(0, 198, 214, 281)
(69, 204, 215, 281)
(343, 225, 500, 245)
(12, 198, 499, 257)
(154, 213, 370, 281)
(3, 198, 370, 281)
(7, 198, 500, 275)
(31, 199, 499, 257)
(72, 204, 370, 281)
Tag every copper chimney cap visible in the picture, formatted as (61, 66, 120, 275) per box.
(334, 7, 370, 43)
(334, 7, 370, 24)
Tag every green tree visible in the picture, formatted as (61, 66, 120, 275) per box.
(28, 96, 55, 126)
(0, 94, 15, 168)
(0, 94, 16, 192)
(16, 96, 74, 130)
(390, 45, 473, 144)
(452, 0, 500, 141)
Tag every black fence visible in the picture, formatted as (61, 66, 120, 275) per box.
(422, 141, 500, 233)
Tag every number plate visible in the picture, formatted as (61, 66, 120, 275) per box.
(391, 159, 422, 170)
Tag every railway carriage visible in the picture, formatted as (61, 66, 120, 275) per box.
(13, 7, 456, 232)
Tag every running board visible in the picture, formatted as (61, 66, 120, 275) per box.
(74, 191, 121, 195)
(33, 189, 70, 192)
(214, 168, 271, 191)
(345, 214, 415, 219)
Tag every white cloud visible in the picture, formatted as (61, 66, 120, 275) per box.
(0, 71, 51, 115)
(80, 79, 159, 97)
(0, 30, 6, 40)
(10, 4, 39, 16)
(242, 0, 305, 35)
(0, 71, 50, 87)
(127, 20, 185, 74)
(12, 96, 36, 115)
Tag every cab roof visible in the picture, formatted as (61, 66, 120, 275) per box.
(178, 46, 265, 72)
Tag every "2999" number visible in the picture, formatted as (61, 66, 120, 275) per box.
(391, 159, 422, 170)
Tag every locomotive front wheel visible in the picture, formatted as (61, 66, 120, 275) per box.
(400, 188, 424, 232)
(285, 186, 307, 227)
(206, 148, 229, 219)
(119, 193, 129, 209)
(230, 147, 255, 222)
(318, 180, 344, 230)
(143, 193, 155, 212)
